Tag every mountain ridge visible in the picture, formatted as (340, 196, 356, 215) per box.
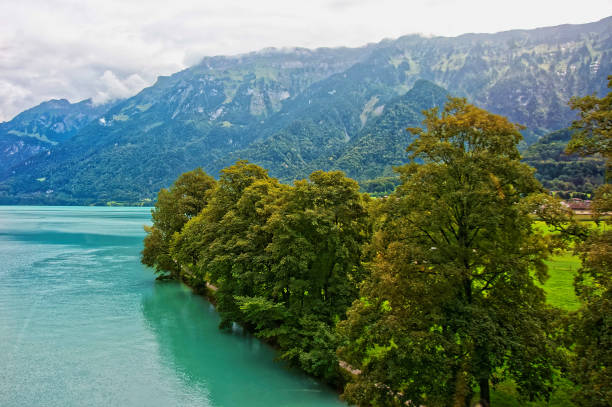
(0, 98, 117, 178)
(1, 16, 610, 204)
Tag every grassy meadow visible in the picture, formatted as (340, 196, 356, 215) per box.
(543, 252, 581, 310)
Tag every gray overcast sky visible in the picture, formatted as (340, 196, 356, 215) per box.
(0, 0, 610, 122)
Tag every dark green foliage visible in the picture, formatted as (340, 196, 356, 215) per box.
(181, 161, 282, 324)
(143, 139, 600, 405)
(567, 75, 612, 163)
(358, 176, 400, 196)
(264, 170, 370, 322)
(568, 229, 612, 407)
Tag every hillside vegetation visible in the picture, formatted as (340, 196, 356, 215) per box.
(523, 129, 606, 198)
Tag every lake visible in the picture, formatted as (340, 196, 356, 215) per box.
(0, 206, 345, 406)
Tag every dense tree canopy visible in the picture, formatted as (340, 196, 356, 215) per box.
(338, 98, 559, 406)
(155, 161, 371, 383)
(141, 167, 216, 278)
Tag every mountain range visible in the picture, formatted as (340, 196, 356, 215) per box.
(0, 17, 610, 204)
(0, 99, 115, 179)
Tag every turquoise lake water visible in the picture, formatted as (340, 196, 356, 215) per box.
(0, 206, 345, 406)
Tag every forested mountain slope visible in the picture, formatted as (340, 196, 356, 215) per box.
(0, 99, 115, 177)
(523, 128, 607, 197)
(225, 80, 449, 181)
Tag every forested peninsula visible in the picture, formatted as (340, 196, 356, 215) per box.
(142, 82, 611, 406)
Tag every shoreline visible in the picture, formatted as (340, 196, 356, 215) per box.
(161, 266, 351, 396)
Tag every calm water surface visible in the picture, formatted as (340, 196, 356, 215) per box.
(0, 206, 345, 406)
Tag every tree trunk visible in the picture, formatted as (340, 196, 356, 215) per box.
(451, 367, 473, 407)
(479, 377, 490, 407)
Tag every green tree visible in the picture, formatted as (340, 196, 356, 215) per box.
(262, 170, 371, 381)
(338, 98, 558, 406)
(169, 161, 280, 317)
(569, 228, 612, 407)
(565, 76, 612, 407)
(201, 163, 283, 328)
(141, 167, 216, 279)
(266, 171, 370, 323)
(567, 75, 612, 183)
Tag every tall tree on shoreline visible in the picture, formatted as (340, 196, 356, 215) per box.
(141, 167, 216, 279)
(338, 98, 559, 406)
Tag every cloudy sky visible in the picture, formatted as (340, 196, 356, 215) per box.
(0, 0, 610, 122)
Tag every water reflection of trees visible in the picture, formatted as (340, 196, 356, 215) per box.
(140, 281, 342, 406)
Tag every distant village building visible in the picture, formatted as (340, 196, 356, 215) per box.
(562, 198, 592, 215)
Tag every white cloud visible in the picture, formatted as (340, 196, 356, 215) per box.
(0, 80, 32, 121)
(0, 0, 610, 121)
(92, 71, 149, 105)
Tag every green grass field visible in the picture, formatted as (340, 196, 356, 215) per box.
(532, 219, 604, 311)
(543, 252, 581, 311)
